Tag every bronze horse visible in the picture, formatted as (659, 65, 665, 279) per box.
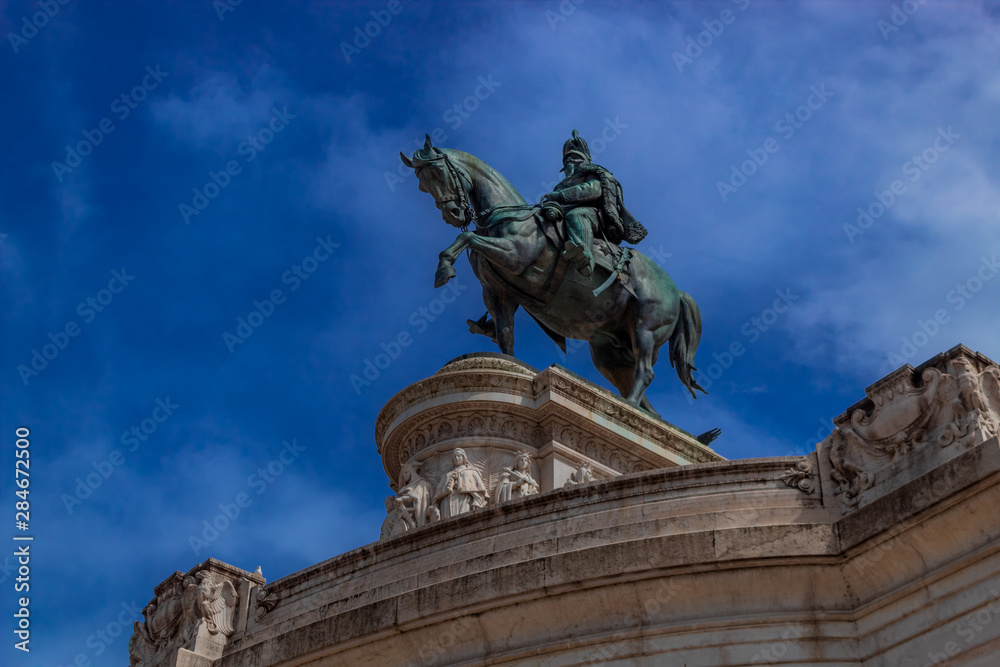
(401, 136, 705, 415)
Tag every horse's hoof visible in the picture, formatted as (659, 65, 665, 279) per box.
(435, 266, 456, 288)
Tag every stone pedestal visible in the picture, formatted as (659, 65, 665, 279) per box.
(130, 345, 1000, 666)
(375, 353, 723, 538)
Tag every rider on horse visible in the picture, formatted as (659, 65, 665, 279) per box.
(542, 129, 648, 277)
(467, 129, 651, 340)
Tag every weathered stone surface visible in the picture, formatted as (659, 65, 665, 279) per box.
(820, 344, 1000, 510)
(376, 353, 724, 539)
(131, 346, 1000, 666)
(128, 559, 264, 666)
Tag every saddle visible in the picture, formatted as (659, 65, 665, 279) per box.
(476, 204, 635, 308)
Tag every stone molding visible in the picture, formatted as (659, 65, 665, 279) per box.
(216, 436, 1000, 666)
(376, 353, 723, 488)
(819, 344, 1000, 509)
(128, 559, 264, 666)
(374, 354, 725, 540)
(134, 345, 1000, 666)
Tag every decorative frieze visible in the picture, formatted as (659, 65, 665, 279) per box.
(820, 345, 1000, 507)
(376, 353, 722, 502)
(128, 559, 263, 666)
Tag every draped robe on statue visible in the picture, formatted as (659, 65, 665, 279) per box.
(435, 462, 488, 519)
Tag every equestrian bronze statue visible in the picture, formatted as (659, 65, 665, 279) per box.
(400, 131, 706, 417)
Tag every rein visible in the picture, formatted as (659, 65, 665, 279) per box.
(416, 150, 539, 232)
(415, 151, 478, 230)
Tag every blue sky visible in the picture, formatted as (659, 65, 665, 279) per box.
(2, 1, 999, 664)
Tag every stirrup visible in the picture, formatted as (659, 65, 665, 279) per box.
(564, 242, 593, 276)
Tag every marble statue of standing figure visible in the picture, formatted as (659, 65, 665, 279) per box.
(495, 451, 540, 502)
(395, 461, 434, 529)
(432, 448, 488, 518)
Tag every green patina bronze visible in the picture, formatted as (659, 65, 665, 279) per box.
(401, 131, 707, 418)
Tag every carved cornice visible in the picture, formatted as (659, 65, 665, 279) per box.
(128, 559, 258, 666)
(384, 405, 544, 485)
(553, 421, 657, 474)
(780, 455, 817, 495)
(535, 366, 721, 465)
(255, 586, 278, 623)
(375, 361, 536, 448)
(435, 353, 537, 377)
(823, 345, 1000, 507)
(376, 354, 724, 490)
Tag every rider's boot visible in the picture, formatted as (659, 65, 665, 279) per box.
(563, 210, 595, 277)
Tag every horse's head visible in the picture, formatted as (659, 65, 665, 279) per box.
(400, 135, 472, 228)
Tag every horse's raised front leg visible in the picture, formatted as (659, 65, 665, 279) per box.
(435, 231, 474, 288)
(435, 231, 529, 288)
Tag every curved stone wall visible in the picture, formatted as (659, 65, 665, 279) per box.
(129, 345, 1000, 666)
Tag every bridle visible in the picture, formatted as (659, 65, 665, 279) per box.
(414, 151, 477, 230)
(415, 150, 539, 232)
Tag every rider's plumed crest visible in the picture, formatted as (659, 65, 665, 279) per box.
(561, 129, 591, 167)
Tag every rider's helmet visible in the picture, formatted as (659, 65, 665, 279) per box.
(561, 129, 591, 170)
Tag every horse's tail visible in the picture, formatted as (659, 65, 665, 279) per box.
(669, 291, 707, 399)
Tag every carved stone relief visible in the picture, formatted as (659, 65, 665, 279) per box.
(255, 586, 278, 623)
(564, 462, 595, 487)
(494, 450, 540, 502)
(780, 455, 817, 495)
(128, 566, 240, 665)
(381, 461, 436, 538)
(431, 448, 489, 519)
(823, 349, 1000, 506)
